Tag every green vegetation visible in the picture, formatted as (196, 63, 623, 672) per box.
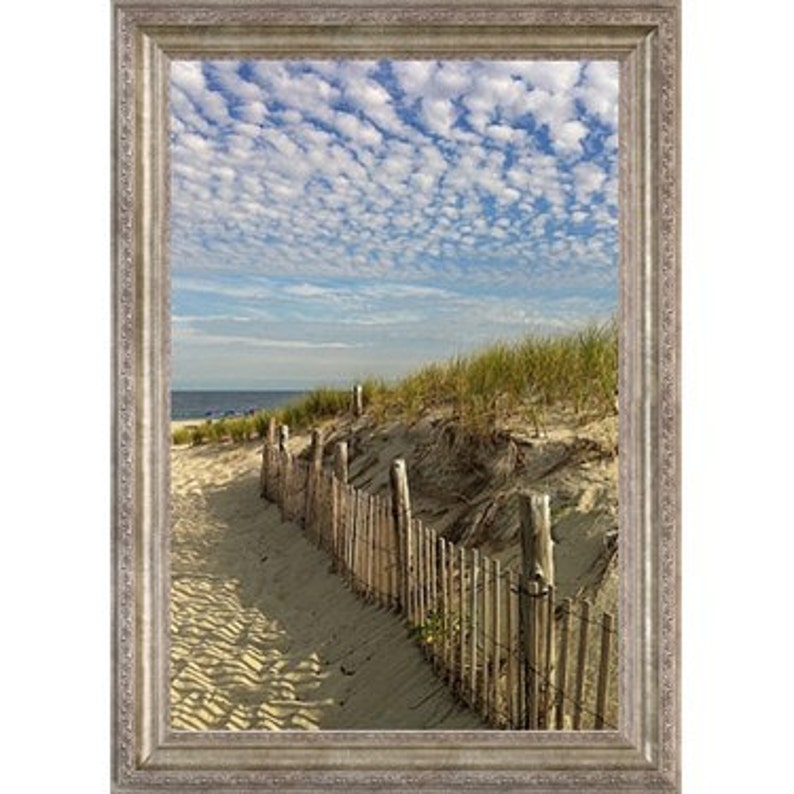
(363, 320, 618, 432)
(171, 322, 618, 446)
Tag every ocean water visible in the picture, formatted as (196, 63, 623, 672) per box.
(171, 390, 306, 420)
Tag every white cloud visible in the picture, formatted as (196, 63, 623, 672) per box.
(572, 161, 608, 201)
(168, 58, 620, 388)
(576, 61, 619, 126)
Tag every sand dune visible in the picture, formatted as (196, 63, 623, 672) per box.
(170, 441, 486, 731)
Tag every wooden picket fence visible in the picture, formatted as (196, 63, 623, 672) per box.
(259, 419, 617, 731)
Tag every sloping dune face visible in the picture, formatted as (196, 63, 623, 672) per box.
(169, 442, 486, 731)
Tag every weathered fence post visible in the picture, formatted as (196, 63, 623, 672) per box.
(518, 492, 555, 729)
(260, 416, 278, 499)
(352, 384, 364, 418)
(305, 428, 323, 544)
(519, 492, 555, 589)
(555, 598, 572, 729)
(334, 440, 348, 483)
(480, 553, 490, 719)
(506, 569, 518, 728)
(390, 458, 410, 614)
(572, 600, 591, 730)
(491, 557, 501, 725)
(278, 425, 290, 519)
(330, 441, 348, 572)
(525, 580, 541, 729)
(469, 548, 479, 707)
(594, 612, 615, 729)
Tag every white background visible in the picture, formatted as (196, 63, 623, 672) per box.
(1, 1, 791, 790)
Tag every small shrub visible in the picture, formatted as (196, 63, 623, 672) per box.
(171, 426, 192, 446)
(252, 411, 270, 439)
(228, 416, 252, 443)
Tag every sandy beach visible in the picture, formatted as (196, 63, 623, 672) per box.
(169, 438, 486, 730)
(169, 402, 618, 730)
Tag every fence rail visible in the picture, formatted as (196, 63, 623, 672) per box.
(259, 419, 616, 730)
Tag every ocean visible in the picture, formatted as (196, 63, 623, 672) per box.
(171, 390, 307, 421)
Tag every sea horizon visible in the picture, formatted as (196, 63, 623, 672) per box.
(171, 389, 308, 420)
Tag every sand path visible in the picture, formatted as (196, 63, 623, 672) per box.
(170, 441, 485, 731)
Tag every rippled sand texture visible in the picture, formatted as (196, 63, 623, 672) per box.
(169, 442, 485, 731)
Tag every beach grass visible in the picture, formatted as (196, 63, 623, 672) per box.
(171, 322, 617, 446)
(368, 320, 618, 430)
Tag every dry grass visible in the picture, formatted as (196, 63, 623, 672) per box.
(172, 322, 618, 445)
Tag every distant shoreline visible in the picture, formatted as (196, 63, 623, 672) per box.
(170, 389, 307, 421)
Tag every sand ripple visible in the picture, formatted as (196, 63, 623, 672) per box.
(170, 441, 484, 731)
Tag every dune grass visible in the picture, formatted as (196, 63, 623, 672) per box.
(171, 322, 617, 446)
(367, 320, 618, 431)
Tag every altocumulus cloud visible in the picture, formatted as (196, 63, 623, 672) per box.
(170, 59, 619, 389)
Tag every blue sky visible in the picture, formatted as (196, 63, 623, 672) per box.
(170, 59, 619, 390)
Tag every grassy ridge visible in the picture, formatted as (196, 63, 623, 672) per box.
(370, 321, 617, 430)
(172, 321, 617, 446)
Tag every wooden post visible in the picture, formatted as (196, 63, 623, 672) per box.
(366, 496, 375, 601)
(555, 598, 572, 730)
(334, 441, 348, 483)
(469, 547, 479, 708)
(355, 490, 365, 594)
(594, 612, 614, 729)
(352, 383, 364, 417)
(458, 545, 467, 700)
(260, 417, 276, 497)
(518, 492, 555, 728)
(430, 528, 439, 669)
(572, 600, 591, 730)
(540, 584, 556, 729)
(492, 558, 501, 725)
(378, 497, 389, 607)
(371, 495, 380, 604)
(518, 492, 555, 589)
(330, 476, 340, 572)
(446, 540, 456, 681)
(525, 580, 540, 729)
(379, 496, 389, 608)
(390, 458, 411, 615)
(506, 569, 518, 729)
(480, 554, 490, 719)
(306, 429, 323, 543)
(439, 536, 448, 677)
(345, 484, 356, 584)
(278, 425, 290, 519)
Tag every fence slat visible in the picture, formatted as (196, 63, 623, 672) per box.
(572, 600, 591, 730)
(491, 558, 501, 726)
(506, 569, 518, 728)
(306, 429, 323, 543)
(366, 495, 375, 601)
(430, 529, 439, 669)
(387, 495, 396, 608)
(415, 519, 425, 636)
(458, 545, 467, 701)
(346, 484, 355, 585)
(469, 548, 479, 708)
(438, 536, 448, 678)
(594, 612, 614, 729)
(480, 554, 490, 719)
(540, 584, 555, 729)
(390, 459, 410, 614)
(555, 598, 572, 730)
(526, 580, 540, 729)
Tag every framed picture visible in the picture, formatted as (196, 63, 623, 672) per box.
(112, 0, 680, 790)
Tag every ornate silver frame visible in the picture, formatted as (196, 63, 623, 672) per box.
(112, 1, 680, 790)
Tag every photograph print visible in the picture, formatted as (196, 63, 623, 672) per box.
(168, 56, 622, 733)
